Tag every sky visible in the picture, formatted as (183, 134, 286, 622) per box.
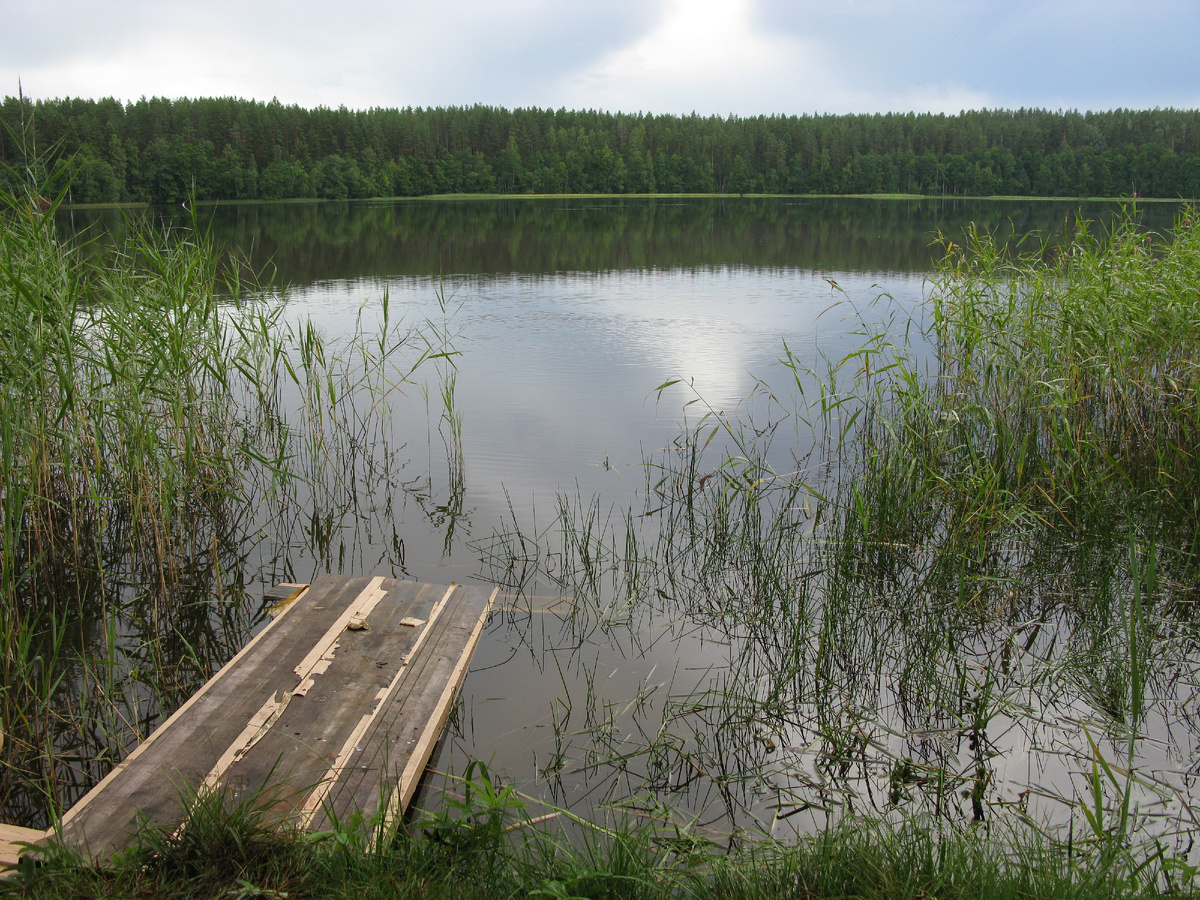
(4, 0, 1198, 116)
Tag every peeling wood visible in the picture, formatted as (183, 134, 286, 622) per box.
(294, 584, 459, 827)
(291, 576, 387, 678)
(198, 690, 291, 796)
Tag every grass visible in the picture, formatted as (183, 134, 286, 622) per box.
(4, 766, 1193, 898)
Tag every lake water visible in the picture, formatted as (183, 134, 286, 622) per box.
(55, 197, 1196, 848)
(67, 195, 1176, 579)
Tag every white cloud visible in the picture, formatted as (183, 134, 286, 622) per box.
(896, 84, 997, 116)
(599, 0, 787, 83)
(2, 0, 1196, 113)
(558, 0, 831, 114)
(553, 0, 1001, 115)
(5, 0, 656, 109)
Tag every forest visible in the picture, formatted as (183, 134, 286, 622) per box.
(2, 95, 1199, 203)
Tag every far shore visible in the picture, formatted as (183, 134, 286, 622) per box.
(52, 191, 1192, 210)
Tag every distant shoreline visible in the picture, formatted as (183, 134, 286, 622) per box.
(55, 192, 1190, 211)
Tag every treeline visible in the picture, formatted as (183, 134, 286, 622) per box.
(3, 96, 1200, 203)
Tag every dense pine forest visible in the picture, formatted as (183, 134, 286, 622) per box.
(2, 95, 1199, 203)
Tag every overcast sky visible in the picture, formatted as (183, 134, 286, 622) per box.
(4, 0, 1198, 115)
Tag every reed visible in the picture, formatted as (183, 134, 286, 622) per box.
(0, 173, 435, 826)
(478, 206, 1200, 890)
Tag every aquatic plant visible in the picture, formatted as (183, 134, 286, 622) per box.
(478, 206, 1200, 890)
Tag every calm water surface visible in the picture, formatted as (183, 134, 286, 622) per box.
(59, 197, 1194, 844)
(68, 195, 1175, 577)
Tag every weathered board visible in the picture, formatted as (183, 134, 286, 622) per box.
(1, 824, 46, 872)
(52, 576, 496, 861)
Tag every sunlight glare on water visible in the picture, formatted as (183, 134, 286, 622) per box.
(283, 266, 926, 522)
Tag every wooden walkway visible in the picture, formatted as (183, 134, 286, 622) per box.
(5, 576, 496, 865)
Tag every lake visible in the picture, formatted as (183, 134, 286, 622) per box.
(45, 196, 1198, 852)
(63, 195, 1178, 577)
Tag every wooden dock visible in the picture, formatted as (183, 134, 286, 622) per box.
(6, 576, 496, 865)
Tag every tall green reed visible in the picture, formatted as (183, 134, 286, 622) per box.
(479, 207, 1200, 887)
(0, 174, 438, 826)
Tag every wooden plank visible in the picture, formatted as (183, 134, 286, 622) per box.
(381, 584, 497, 829)
(264, 582, 309, 603)
(53, 577, 496, 862)
(210, 581, 445, 820)
(295, 582, 465, 827)
(56, 576, 313, 840)
(290, 583, 457, 825)
(58, 576, 371, 859)
(0, 824, 46, 871)
(309, 584, 497, 832)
